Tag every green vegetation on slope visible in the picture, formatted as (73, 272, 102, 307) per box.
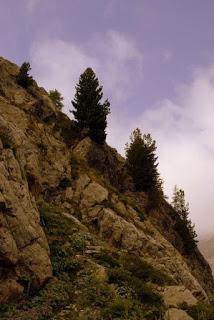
(0, 202, 175, 320)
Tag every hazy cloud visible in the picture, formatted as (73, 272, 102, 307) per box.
(129, 65, 214, 236)
(30, 31, 143, 113)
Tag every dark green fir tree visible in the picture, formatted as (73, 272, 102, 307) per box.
(16, 62, 34, 88)
(172, 186, 197, 252)
(71, 68, 110, 144)
(125, 128, 162, 193)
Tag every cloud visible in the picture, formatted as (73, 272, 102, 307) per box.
(105, 64, 214, 236)
(131, 65, 214, 236)
(30, 39, 96, 112)
(30, 31, 143, 113)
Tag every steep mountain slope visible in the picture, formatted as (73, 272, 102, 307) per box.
(0, 57, 214, 319)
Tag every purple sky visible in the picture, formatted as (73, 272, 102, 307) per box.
(1, 0, 214, 235)
(2, 0, 214, 106)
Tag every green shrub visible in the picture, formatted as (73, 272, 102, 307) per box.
(103, 297, 162, 320)
(71, 233, 86, 252)
(0, 303, 16, 317)
(94, 252, 120, 268)
(108, 268, 163, 306)
(16, 62, 34, 88)
(49, 89, 64, 110)
(102, 297, 132, 319)
(32, 280, 72, 311)
(54, 112, 79, 147)
(39, 202, 75, 238)
(51, 255, 81, 280)
(108, 268, 132, 286)
(80, 278, 113, 308)
(134, 281, 162, 305)
(121, 253, 173, 285)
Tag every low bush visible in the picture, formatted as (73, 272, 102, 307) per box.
(102, 297, 133, 319)
(0, 303, 16, 317)
(121, 253, 173, 285)
(32, 280, 72, 311)
(108, 268, 163, 306)
(53, 113, 79, 147)
(93, 252, 120, 268)
(80, 278, 113, 308)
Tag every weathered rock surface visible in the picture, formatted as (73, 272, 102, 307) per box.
(163, 285, 197, 307)
(0, 57, 53, 301)
(164, 308, 194, 320)
(72, 174, 209, 300)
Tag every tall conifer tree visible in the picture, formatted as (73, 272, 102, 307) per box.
(125, 128, 161, 193)
(72, 68, 110, 144)
(172, 186, 197, 251)
(16, 62, 34, 88)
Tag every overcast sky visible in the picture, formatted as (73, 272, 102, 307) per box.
(1, 0, 214, 235)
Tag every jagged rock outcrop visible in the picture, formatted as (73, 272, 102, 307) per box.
(0, 56, 214, 318)
(0, 58, 53, 301)
(73, 136, 134, 191)
(58, 172, 209, 301)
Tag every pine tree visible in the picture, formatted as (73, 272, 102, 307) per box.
(49, 89, 64, 110)
(16, 62, 34, 88)
(71, 68, 110, 144)
(172, 186, 197, 252)
(172, 186, 189, 220)
(125, 128, 162, 193)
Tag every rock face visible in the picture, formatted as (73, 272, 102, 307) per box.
(0, 56, 214, 315)
(164, 308, 194, 320)
(73, 136, 134, 191)
(163, 286, 197, 307)
(0, 58, 53, 301)
(66, 173, 210, 300)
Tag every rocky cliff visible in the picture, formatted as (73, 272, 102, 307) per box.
(0, 57, 214, 320)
